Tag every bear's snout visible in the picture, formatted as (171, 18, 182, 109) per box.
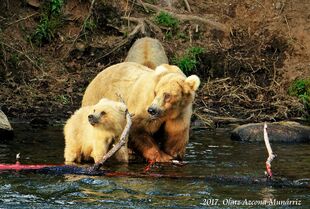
(88, 114, 99, 126)
(147, 106, 162, 118)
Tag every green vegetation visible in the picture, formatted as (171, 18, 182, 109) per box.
(31, 0, 64, 46)
(154, 11, 179, 29)
(8, 53, 21, 68)
(153, 12, 190, 40)
(56, 94, 70, 105)
(154, 12, 180, 39)
(82, 18, 97, 33)
(50, 0, 63, 15)
(173, 47, 204, 74)
(288, 78, 310, 113)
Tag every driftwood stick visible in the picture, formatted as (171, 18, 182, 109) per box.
(90, 108, 132, 171)
(138, 0, 149, 13)
(0, 41, 45, 73)
(88, 17, 143, 65)
(66, 0, 96, 57)
(183, 0, 191, 12)
(263, 122, 276, 178)
(122, 17, 146, 36)
(133, 1, 228, 32)
(6, 12, 38, 26)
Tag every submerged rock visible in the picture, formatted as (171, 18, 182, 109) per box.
(231, 121, 310, 143)
(0, 110, 13, 140)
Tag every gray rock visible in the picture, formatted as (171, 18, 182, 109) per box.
(231, 122, 310, 143)
(26, 0, 41, 8)
(0, 110, 13, 140)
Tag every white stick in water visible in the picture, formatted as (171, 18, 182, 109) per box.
(263, 122, 276, 178)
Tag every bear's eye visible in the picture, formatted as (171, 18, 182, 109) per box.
(100, 111, 106, 116)
(164, 93, 171, 102)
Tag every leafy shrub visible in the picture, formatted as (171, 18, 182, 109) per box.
(50, 0, 63, 15)
(154, 12, 179, 29)
(288, 78, 310, 118)
(31, 0, 64, 45)
(173, 47, 205, 74)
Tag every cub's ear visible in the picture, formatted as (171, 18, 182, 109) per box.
(155, 64, 184, 76)
(185, 75, 200, 91)
(155, 64, 169, 76)
(98, 98, 110, 104)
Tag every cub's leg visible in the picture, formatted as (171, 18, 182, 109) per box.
(115, 143, 129, 162)
(64, 146, 81, 164)
(92, 140, 110, 163)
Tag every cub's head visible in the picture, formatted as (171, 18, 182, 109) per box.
(88, 98, 127, 132)
(147, 65, 200, 119)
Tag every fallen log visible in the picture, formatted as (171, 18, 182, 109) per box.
(0, 163, 308, 188)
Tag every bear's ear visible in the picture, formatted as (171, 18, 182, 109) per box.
(185, 75, 200, 92)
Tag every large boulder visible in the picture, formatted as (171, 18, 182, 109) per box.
(231, 122, 310, 143)
(0, 110, 13, 140)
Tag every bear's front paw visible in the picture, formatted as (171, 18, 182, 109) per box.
(155, 152, 173, 163)
(164, 146, 185, 161)
(144, 148, 173, 163)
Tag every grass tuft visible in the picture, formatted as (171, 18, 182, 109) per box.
(173, 47, 204, 74)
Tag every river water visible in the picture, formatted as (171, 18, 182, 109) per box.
(0, 124, 309, 208)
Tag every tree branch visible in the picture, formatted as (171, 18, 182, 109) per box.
(263, 123, 276, 178)
(134, 1, 228, 32)
(0, 41, 45, 74)
(88, 16, 148, 65)
(90, 108, 132, 171)
(67, 0, 96, 57)
(6, 12, 38, 26)
(183, 0, 191, 12)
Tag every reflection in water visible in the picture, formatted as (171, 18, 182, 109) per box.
(0, 124, 309, 208)
(260, 187, 275, 202)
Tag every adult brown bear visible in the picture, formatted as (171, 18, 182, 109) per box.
(82, 62, 200, 162)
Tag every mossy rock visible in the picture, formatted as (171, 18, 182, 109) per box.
(231, 122, 310, 143)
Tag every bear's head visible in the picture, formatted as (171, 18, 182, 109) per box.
(88, 98, 127, 132)
(147, 64, 200, 120)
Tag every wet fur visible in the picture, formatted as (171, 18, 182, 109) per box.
(82, 63, 200, 162)
(64, 99, 128, 164)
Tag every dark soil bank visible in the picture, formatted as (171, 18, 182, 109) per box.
(0, 0, 309, 124)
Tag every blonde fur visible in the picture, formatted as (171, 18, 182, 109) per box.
(64, 98, 128, 163)
(125, 37, 169, 69)
(82, 62, 200, 162)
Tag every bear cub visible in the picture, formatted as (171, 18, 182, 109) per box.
(64, 98, 128, 164)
